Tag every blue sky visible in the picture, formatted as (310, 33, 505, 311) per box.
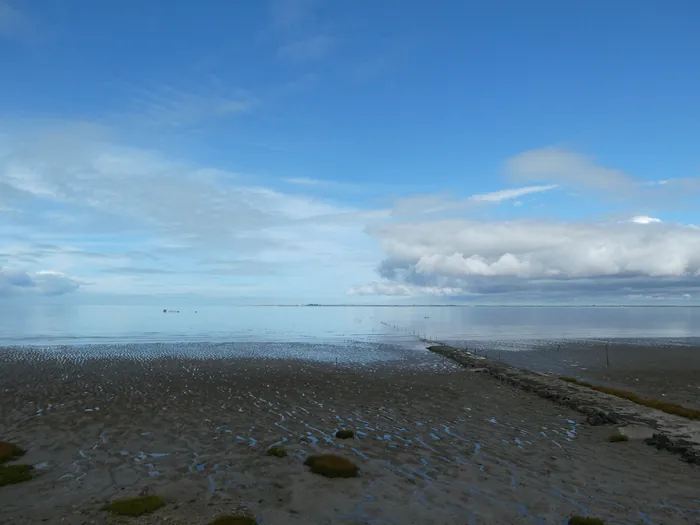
(1, 0, 700, 305)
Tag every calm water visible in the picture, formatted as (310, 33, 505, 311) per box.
(2, 304, 700, 348)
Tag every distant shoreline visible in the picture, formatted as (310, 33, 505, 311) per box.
(248, 304, 700, 308)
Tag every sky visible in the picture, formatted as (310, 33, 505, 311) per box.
(1, 0, 700, 305)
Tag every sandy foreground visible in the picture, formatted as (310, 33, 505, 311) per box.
(1, 346, 699, 524)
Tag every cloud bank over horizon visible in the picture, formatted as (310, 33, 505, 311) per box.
(350, 218, 700, 302)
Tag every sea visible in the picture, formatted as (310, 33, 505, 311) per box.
(2, 304, 700, 349)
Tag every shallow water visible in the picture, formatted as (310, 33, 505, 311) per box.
(2, 304, 700, 354)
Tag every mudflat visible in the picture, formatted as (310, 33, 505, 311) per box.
(1, 346, 699, 524)
(481, 339, 700, 411)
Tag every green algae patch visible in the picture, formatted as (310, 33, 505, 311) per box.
(335, 430, 355, 439)
(559, 377, 700, 420)
(0, 464, 34, 486)
(208, 516, 258, 525)
(0, 442, 25, 464)
(608, 433, 629, 443)
(304, 454, 359, 478)
(105, 495, 165, 516)
(267, 445, 287, 457)
(568, 516, 605, 525)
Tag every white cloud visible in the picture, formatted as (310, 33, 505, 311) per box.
(354, 218, 700, 298)
(506, 147, 635, 192)
(392, 184, 557, 217)
(347, 281, 462, 297)
(6, 126, 699, 304)
(631, 215, 661, 224)
(0, 267, 82, 296)
(283, 176, 324, 185)
(470, 184, 558, 202)
(0, 122, 383, 300)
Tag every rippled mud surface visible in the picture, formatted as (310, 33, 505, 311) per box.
(1, 343, 699, 524)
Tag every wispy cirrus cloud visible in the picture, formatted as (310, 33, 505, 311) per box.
(0, 121, 382, 300)
(278, 34, 334, 62)
(268, 0, 333, 63)
(504, 147, 700, 216)
(268, 0, 318, 31)
(391, 184, 558, 217)
(506, 147, 635, 192)
(113, 83, 257, 129)
(470, 184, 559, 202)
(283, 177, 324, 186)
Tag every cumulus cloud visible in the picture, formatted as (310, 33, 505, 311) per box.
(353, 218, 700, 299)
(0, 267, 81, 296)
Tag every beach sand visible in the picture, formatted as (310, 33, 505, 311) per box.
(1, 346, 699, 524)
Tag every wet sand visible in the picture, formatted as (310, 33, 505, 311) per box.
(1, 346, 699, 524)
(476, 340, 700, 411)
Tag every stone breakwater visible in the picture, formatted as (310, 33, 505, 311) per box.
(427, 344, 700, 464)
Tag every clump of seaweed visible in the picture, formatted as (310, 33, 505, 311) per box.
(267, 445, 287, 457)
(559, 377, 700, 420)
(335, 429, 355, 439)
(608, 433, 629, 443)
(209, 516, 258, 525)
(0, 464, 34, 486)
(568, 516, 605, 525)
(105, 495, 165, 516)
(0, 442, 25, 464)
(304, 454, 359, 478)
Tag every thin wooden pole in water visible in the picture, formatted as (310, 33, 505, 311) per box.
(605, 342, 610, 367)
